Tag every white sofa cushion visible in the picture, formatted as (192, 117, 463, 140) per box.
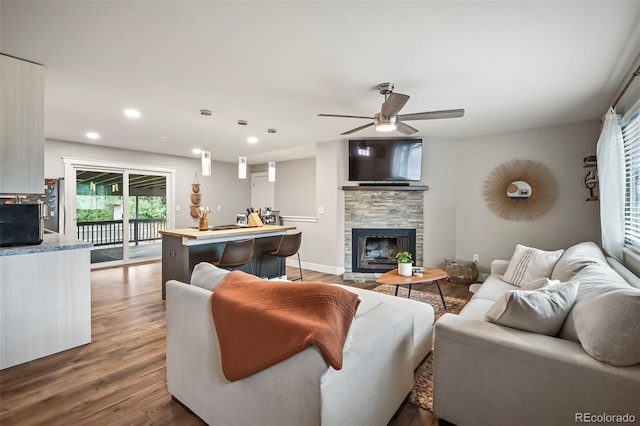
(559, 262, 630, 342)
(502, 244, 564, 287)
(551, 241, 606, 282)
(190, 262, 230, 291)
(485, 280, 579, 336)
(575, 287, 640, 366)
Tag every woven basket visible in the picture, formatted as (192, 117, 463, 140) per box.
(444, 259, 479, 285)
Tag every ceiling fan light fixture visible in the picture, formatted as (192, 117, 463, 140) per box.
(375, 123, 397, 132)
(374, 114, 397, 132)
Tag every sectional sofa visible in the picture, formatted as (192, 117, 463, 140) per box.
(165, 263, 434, 426)
(433, 242, 640, 426)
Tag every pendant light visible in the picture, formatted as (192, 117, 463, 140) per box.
(267, 128, 276, 182)
(200, 109, 212, 176)
(237, 120, 248, 179)
(268, 160, 276, 182)
(238, 156, 247, 179)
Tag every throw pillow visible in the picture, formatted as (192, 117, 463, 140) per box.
(550, 241, 606, 282)
(560, 264, 640, 367)
(485, 280, 579, 336)
(190, 262, 230, 291)
(520, 277, 558, 290)
(502, 244, 564, 287)
(559, 263, 630, 342)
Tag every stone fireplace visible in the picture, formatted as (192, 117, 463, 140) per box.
(343, 186, 426, 278)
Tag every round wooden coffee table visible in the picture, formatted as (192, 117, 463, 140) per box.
(376, 267, 449, 309)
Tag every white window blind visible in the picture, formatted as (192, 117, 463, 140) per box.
(621, 107, 640, 254)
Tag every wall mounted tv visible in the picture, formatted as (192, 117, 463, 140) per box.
(348, 139, 422, 182)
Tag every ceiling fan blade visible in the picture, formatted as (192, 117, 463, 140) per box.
(318, 113, 374, 120)
(340, 122, 375, 135)
(381, 93, 410, 117)
(397, 109, 465, 121)
(396, 121, 418, 135)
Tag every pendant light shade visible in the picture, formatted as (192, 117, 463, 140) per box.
(238, 156, 247, 179)
(268, 160, 276, 182)
(200, 109, 213, 177)
(201, 151, 212, 176)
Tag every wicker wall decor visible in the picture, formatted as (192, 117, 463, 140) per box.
(483, 159, 558, 221)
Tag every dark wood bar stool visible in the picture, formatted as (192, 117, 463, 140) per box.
(258, 232, 303, 281)
(212, 238, 255, 274)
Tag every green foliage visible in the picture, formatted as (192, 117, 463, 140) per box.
(76, 196, 166, 222)
(129, 196, 166, 219)
(395, 251, 413, 264)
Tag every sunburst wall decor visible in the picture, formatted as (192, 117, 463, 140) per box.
(483, 159, 558, 221)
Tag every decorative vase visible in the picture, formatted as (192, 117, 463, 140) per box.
(198, 217, 209, 231)
(398, 262, 413, 277)
(190, 193, 202, 204)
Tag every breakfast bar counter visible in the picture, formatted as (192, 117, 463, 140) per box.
(159, 225, 296, 299)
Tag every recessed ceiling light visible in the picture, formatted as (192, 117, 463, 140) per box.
(192, 148, 202, 155)
(124, 109, 141, 118)
(247, 136, 258, 144)
(86, 132, 100, 140)
(159, 136, 167, 139)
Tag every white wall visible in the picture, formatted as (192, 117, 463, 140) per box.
(284, 139, 345, 274)
(422, 137, 458, 267)
(45, 139, 250, 229)
(274, 157, 316, 217)
(455, 120, 602, 270)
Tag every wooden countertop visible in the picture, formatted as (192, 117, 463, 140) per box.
(160, 224, 296, 240)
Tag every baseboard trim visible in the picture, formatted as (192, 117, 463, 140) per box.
(285, 259, 344, 276)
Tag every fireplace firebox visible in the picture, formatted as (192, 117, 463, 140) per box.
(352, 228, 417, 273)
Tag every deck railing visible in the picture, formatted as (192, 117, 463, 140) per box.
(76, 218, 167, 246)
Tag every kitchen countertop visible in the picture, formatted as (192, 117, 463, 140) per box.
(159, 224, 296, 240)
(0, 234, 93, 256)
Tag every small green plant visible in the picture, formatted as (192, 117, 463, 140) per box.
(395, 251, 413, 264)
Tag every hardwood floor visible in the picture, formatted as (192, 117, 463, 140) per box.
(0, 262, 472, 426)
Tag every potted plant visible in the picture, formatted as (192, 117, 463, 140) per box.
(396, 251, 413, 277)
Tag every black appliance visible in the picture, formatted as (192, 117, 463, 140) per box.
(0, 204, 44, 247)
(348, 138, 422, 182)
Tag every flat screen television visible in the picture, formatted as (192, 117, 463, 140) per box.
(348, 139, 422, 182)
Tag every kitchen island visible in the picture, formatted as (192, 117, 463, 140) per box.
(159, 224, 296, 299)
(0, 234, 92, 369)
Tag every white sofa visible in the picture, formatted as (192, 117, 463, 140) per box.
(433, 242, 640, 426)
(165, 265, 435, 426)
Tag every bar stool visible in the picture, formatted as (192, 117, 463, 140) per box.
(212, 238, 255, 274)
(259, 232, 303, 281)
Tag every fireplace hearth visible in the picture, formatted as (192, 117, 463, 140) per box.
(352, 228, 416, 273)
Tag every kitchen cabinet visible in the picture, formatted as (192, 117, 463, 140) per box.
(0, 54, 45, 194)
(0, 234, 92, 369)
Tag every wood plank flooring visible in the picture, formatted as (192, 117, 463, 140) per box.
(0, 261, 472, 426)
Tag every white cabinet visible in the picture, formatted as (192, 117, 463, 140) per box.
(0, 235, 92, 369)
(0, 54, 45, 194)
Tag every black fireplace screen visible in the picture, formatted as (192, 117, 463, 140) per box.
(352, 228, 417, 273)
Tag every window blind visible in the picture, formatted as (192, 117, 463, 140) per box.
(621, 107, 640, 254)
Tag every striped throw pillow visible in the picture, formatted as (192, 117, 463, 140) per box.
(502, 244, 564, 287)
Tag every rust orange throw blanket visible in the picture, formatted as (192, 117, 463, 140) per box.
(211, 271, 360, 381)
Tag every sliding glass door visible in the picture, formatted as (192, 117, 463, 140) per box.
(65, 159, 174, 267)
(127, 173, 167, 261)
(75, 170, 125, 264)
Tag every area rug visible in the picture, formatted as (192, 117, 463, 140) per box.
(372, 285, 468, 412)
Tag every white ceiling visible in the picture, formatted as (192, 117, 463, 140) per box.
(2, 1, 640, 164)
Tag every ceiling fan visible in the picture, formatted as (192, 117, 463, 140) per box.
(318, 82, 464, 136)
